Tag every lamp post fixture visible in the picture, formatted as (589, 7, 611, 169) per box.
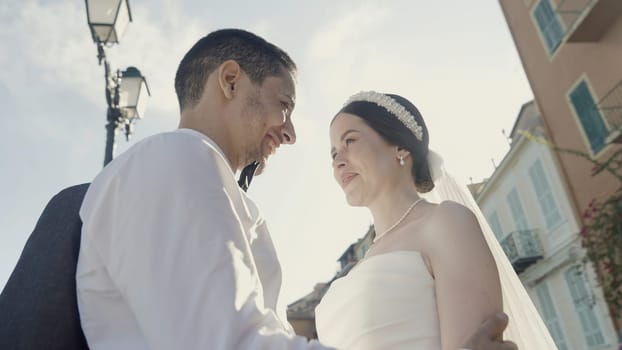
(85, 0, 150, 167)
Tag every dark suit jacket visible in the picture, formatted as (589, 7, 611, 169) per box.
(0, 184, 90, 350)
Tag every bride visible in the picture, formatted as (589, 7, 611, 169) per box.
(315, 91, 557, 350)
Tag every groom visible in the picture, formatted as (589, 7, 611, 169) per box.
(76, 28, 517, 350)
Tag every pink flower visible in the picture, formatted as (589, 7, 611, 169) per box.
(603, 262, 612, 273)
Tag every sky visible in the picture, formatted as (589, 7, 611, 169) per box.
(0, 0, 533, 320)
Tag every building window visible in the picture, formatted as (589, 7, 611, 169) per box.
(487, 211, 504, 240)
(507, 188, 529, 231)
(569, 79, 609, 154)
(529, 159, 562, 229)
(535, 283, 569, 350)
(533, 0, 564, 54)
(565, 266, 606, 348)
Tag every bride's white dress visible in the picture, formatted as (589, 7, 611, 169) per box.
(315, 251, 441, 350)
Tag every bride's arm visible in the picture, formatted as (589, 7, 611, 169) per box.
(424, 201, 503, 350)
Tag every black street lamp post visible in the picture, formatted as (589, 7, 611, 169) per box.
(85, 0, 150, 166)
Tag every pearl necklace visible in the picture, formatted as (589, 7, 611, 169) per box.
(373, 198, 424, 243)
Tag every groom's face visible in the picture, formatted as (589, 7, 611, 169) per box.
(233, 69, 297, 173)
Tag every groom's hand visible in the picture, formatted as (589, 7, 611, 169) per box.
(462, 313, 517, 350)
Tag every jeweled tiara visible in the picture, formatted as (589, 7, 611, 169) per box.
(344, 91, 423, 141)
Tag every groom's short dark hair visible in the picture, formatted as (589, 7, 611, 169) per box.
(174, 28, 297, 111)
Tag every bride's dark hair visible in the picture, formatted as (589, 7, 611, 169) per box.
(336, 93, 434, 193)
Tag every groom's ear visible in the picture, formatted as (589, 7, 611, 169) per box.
(217, 60, 242, 100)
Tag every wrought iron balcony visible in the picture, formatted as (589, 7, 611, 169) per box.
(556, 0, 622, 42)
(597, 80, 622, 144)
(500, 229, 543, 273)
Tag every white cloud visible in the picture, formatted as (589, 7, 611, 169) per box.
(0, 0, 214, 121)
(307, 3, 391, 60)
(0, 1, 102, 104)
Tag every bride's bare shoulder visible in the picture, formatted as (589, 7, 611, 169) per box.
(430, 200, 476, 223)
(424, 200, 482, 243)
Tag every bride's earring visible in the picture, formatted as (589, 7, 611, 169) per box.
(399, 155, 405, 166)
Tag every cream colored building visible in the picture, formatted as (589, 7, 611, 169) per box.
(475, 101, 618, 350)
(499, 0, 622, 343)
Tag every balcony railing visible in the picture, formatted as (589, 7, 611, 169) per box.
(500, 229, 544, 273)
(597, 80, 622, 143)
(556, 0, 622, 42)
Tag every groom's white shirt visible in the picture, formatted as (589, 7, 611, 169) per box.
(76, 129, 331, 349)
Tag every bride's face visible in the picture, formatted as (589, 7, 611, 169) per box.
(329, 113, 398, 206)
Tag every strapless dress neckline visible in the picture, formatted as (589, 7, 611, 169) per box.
(315, 250, 441, 350)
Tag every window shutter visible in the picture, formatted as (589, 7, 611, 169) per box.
(529, 159, 562, 228)
(535, 283, 569, 350)
(569, 80, 609, 153)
